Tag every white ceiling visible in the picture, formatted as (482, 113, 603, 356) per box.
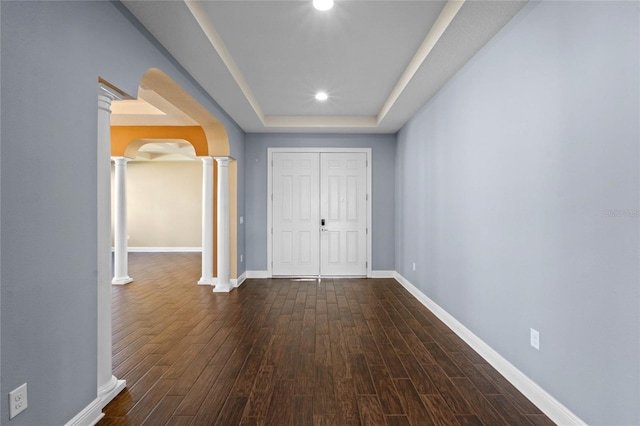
(121, 0, 527, 134)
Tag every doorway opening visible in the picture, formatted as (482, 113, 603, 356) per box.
(96, 68, 236, 410)
(267, 148, 372, 278)
(110, 140, 208, 254)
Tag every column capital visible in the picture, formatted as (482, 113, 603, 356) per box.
(111, 156, 132, 165)
(98, 84, 123, 102)
(98, 84, 123, 113)
(199, 156, 214, 165)
(213, 156, 235, 166)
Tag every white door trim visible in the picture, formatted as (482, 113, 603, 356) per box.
(267, 147, 372, 278)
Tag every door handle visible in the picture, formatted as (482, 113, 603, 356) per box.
(321, 228, 329, 232)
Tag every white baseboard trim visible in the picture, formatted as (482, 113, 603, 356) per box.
(243, 271, 398, 279)
(111, 276, 132, 285)
(126, 247, 202, 252)
(234, 272, 247, 288)
(97, 376, 126, 410)
(203, 275, 246, 289)
(197, 277, 215, 286)
(393, 272, 586, 426)
(370, 270, 395, 278)
(246, 270, 269, 279)
(64, 398, 104, 426)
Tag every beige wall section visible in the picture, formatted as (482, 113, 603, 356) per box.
(111, 161, 202, 248)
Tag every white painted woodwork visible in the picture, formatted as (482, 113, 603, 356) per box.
(320, 153, 367, 276)
(111, 157, 133, 285)
(97, 86, 126, 409)
(271, 151, 367, 276)
(272, 152, 321, 276)
(198, 156, 215, 285)
(214, 156, 233, 292)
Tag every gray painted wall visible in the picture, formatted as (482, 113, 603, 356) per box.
(0, 0, 3, 421)
(395, 1, 639, 424)
(244, 133, 395, 272)
(0, 1, 244, 424)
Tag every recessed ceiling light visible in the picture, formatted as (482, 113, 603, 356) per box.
(313, 0, 334, 11)
(315, 92, 328, 101)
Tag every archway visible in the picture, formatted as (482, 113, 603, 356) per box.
(136, 68, 238, 284)
(96, 68, 238, 411)
(110, 132, 217, 285)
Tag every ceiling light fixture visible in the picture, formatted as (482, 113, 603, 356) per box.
(313, 0, 334, 11)
(315, 91, 329, 101)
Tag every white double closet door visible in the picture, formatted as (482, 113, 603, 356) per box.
(272, 151, 368, 276)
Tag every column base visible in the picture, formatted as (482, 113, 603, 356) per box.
(97, 375, 126, 409)
(112, 276, 132, 285)
(197, 277, 215, 285)
(213, 282, 232, 293)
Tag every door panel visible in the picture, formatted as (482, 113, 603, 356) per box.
(272, 152, 320, 275)
(271, 151, 367, 276)
(320, 153, 367, 276)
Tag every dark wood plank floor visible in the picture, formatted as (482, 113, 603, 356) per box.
(99, 253, 554, 426)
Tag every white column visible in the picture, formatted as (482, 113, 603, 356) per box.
(97, 85, 126, 408)
(112, 156, 132, 285)
(198, 157, 215, 285)
(214, 156, 233, 292)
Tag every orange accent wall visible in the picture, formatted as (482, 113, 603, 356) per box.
(110, 126, 208, 157)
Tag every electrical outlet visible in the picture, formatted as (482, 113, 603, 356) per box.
(530, 328, 540, 350)
(412, 262, 416, 271)
(9, 383, 27, 419)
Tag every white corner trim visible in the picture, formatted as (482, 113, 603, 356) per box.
(246, 270, 269, 279)
(64, 398, 104, 426)
(126, 247, 202, 252)
(370, 270, 396, 278)
(393, 272, 586, 426)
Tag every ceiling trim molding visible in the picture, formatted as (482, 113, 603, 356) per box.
(376, 0, 464, 124)
(185, 0, 266, 124)
(184, 0, 464, 129)
(264, 115, 377, 128)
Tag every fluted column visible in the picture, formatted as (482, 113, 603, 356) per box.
(198, 157, 215, 285)
(112, 156, 132, 285)
(214, 156, 234, 292)
(97, 85, 126, 408)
